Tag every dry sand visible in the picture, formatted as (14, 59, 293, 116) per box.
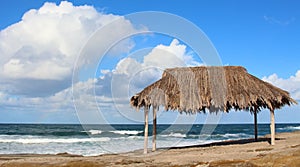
(1, 131, 300, 167)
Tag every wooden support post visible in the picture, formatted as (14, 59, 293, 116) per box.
(254, 110, 258, 141)
(270, 109, 275, 145)
(144, 107, 149, 154)
(152, 107, 157, 152)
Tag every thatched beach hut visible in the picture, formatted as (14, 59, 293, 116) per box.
(130, 66, 297, 154)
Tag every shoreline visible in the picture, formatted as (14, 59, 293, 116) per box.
(1, 131, 300, 166)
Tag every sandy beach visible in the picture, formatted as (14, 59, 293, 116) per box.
(0, 131, 299, 167)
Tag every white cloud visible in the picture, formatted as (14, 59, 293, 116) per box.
(0, 15, 201, 122)
(0, 78, 97, 114)
(115, 58, 143, 76)
(0, 1, 200, 121)
(0, 39, 198, 122)
(262, 70, 300, 100)
(144, 39, 200, 68)
(81, 39, 201, 122)
(263, 15, 296, 26)
(112, 39, 201, 95)
(0, 1, 140, 97)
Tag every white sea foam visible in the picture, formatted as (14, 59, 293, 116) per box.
(5, 124, 295, 156)
(161, 132, 187, 138)
(110, 130, 143, 135)
(187, 134, 200, 138)
(0, 136, 110, 144)
(278, 126, 300, 130)
(127, 136, 143, 140)
(223, 133, 248, 138)
(82, 130, 102, 135)
(292, 126, 300, 130)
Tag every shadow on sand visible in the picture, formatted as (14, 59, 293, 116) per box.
(168, 137, 284, 150)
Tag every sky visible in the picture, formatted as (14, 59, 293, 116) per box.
(0, 0, 299, 124)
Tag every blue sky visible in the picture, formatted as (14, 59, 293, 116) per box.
(0, 0, 299, 124)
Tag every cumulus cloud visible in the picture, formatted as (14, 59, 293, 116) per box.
(143, 39, 200, 69)
(0, 1, 139, 97)
(262, 70, 300, 100)
(0, 2, 200, 123)
(112, 39, 201, 95)
(98, 39, 199, 106)
(73, 40, 189, 110)
(0, 78, 100, 113)
(72, 39, 201, 123)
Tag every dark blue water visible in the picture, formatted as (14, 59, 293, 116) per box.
(0, 124, 299, 156)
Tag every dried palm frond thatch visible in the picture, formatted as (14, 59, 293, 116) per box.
(131, 66, 297, 152)
(131, 66, 297, 113)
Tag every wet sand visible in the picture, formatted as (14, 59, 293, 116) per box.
(1, 131, 300, 167)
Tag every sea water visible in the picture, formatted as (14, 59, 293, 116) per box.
(0, 124, 299, 156)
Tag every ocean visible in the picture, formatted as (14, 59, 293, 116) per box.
(0, 123, 299, 156)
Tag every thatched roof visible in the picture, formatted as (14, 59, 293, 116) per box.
(130, 66, 297, 113)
